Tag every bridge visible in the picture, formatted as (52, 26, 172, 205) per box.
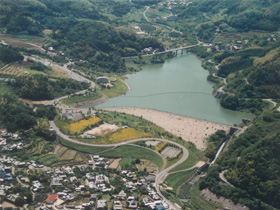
(121, 44, 198, 59)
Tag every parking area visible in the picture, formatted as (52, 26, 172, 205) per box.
(160, 146, 181, 158)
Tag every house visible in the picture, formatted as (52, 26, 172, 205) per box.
(113, 201, 123, 210)
(45, 194, 57, 205)
(117, 190, 127, 200)
(128, 200, 137, 209)
(145, 176, 155, 183)
(51, 178, 62, 187)
(97, 77, 109, 84)
(97, 200, 107, 209)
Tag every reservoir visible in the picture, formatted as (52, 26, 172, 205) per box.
(97, 54, 254, 125)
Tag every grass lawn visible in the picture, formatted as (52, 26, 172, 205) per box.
(164, 169, 195, 194)
(170, 144, 205, 172)
(61, 91, 102, 105)
(100, 145, 163, 170)
(101, 77, 129, 98)
(165, 152, 183, 169)
(120, 158, 134, 168)
(59, 136, 112, 154)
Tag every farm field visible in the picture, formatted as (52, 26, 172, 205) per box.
(108, 158, 121, 169)
(0, 64, 29, 77)
(59, 150, 77, 160)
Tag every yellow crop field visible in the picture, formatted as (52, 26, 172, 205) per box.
(109, 128, 149, 143)
(67, 116, 100, 134)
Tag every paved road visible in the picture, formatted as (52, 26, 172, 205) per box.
(50, 120, 188, 210)
(28, 56, 95, 106)
(219, 170, 234, 187)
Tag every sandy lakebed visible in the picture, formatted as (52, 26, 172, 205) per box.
(100, 107, 230, 150)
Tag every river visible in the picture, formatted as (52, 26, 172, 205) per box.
(97, 54, 254, 125)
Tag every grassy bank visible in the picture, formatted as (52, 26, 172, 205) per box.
(99, 145, 163, 170)
(58, 136, 112, 154)
(170, 144, 205, 172)
(61, 91, 103, 105)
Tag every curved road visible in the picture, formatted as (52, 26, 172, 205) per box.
(50, 120, 188, 210)
(29, 56, 95, 106)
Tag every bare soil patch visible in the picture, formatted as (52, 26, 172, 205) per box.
(109, 158, 122, 169)
(200, 189, 249, 210)
(84, 123, 119, 137)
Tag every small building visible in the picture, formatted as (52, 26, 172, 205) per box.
(97, 77, 109, 84)
(97, 200, 107, 209)
(45, 194, 57, 205)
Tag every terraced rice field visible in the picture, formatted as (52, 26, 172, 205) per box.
(0, 65, 29, 77)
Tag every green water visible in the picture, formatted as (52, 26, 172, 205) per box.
(97, 54, 254, 125)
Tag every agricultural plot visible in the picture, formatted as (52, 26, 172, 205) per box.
(109, 158, 122, 169)
(161, 146, 181, 158)
(59, 150, 77, 160)
(0, 65, 29, 77)
(56, 146, 68, 158)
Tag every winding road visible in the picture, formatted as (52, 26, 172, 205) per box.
(50, 121, 188, 210)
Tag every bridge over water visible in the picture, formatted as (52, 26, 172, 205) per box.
(121, 44, 197, 59)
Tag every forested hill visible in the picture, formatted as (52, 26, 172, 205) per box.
(0, 0, 103, 36)
(50, 19, 163, 72)
(0, 0, 164, 72)
(173, 0, 280, 42)
(201, 111, 280, 209)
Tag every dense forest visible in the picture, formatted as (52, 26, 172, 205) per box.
(0, 46, 24, 64)
(0, 94, 56, 132)
(200, 111, 280, 209)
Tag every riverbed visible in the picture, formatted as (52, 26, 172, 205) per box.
(97, 54, 254, 125)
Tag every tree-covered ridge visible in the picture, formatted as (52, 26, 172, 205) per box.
(172, 0, 280, 42)
(200, 111, 280, 209)
(0, 0, 103, 35)
(49, 19, 163, 72)
(222, 111, 280, 208)
(0, 46, 24, 64)
(11, 74, 89, 100)
(215, 37, 280, 99)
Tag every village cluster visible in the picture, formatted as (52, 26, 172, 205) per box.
(0, 131, 171, 210)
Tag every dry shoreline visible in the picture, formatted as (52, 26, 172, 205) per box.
(100, 107, 230, 150)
